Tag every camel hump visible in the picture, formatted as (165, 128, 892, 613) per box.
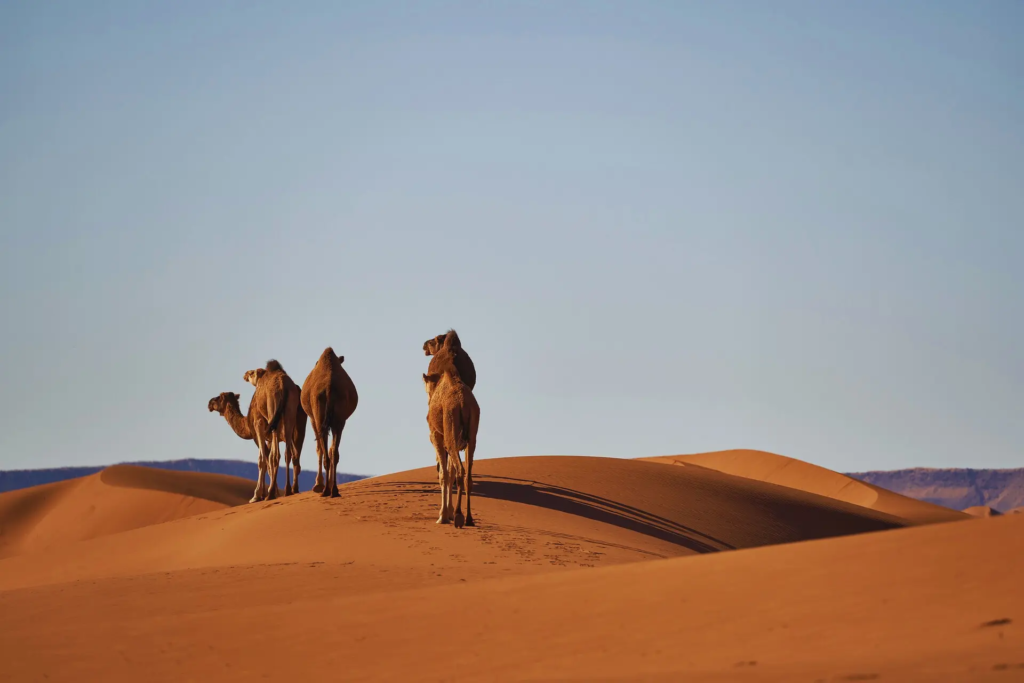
(265, 359, 284, 373)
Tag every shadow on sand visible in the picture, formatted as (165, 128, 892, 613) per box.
(354, 475, 732, 554)
(472, 476, 731, 554)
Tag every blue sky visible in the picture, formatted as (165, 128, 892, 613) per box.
(1, 1, 1021, 475)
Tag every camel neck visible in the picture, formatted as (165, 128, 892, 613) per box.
(224, 404, 253, 440)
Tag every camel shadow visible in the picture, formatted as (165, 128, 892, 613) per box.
(471, 476, 731, 554)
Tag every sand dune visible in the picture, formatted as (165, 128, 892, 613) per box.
(0, 465, 251, 558)
(1, 453, 1013, 681)
(642, 449, 967, 524)
(0, 456, 907, 590)
(963, 505, 1003, 517)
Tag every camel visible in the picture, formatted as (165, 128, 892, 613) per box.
(423, 329, 476, 390)
(300, 348, 359, 498)
(424, 329, 477, 485)
(422, 333, 480, 528)
(243, 362, 308, 495)
(207, 389, 283, 501)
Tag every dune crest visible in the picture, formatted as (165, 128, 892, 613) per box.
(0, 465, 251, 558)
(641, 449, 967, 524)
(963, 505, 1002, 518)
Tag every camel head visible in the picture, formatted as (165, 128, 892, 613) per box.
(243, 368, 266, 387)
(422, 373, 442, 398)
(423, 334, 446, 356)
(208, 392, 241, 414)
(423, 329, 461, 356)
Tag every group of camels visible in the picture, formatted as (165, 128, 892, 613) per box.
(207, 330, 481, 528)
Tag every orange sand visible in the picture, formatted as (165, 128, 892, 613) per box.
(1, 454, 1018, 682)
(0, 465, 250, 558)
(963, 505, 1003, 518)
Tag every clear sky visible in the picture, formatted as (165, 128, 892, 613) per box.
(1, 1, 1021, 475)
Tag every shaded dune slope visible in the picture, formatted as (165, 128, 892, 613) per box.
(642, 449, 967, 524)
(0, 465, 251, 558)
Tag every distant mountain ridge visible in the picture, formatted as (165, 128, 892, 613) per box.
(0, 459, 367, 495)
(847, 468, 1024, 513)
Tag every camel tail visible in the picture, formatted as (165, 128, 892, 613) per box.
(322, 368, 332, 443)
(267, 388, 287, 432)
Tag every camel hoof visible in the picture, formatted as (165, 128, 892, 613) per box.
(249, 496, 261, 504)
(330, 488, 340, 499)
(319, 489, 331, 498)
(267, 490, 278, 501)
(313, 483, 325, 494)
(454, 512, 465, 529)
(436, 517, 450, 525)
(465, 516, 475, 527)
(284, 485, 292, 496)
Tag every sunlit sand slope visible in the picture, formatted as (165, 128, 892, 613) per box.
(0, 465, 251, 558)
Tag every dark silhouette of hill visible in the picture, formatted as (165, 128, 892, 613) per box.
(0, 459, 366, 495)
(848, 467, 1024, 512)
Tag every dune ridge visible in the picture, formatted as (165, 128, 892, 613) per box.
(642, 449, 967, 524)
(963, 505, 1002, 518)
(0, 465, 251, 558)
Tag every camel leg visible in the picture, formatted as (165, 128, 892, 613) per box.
(328, 422, 344, 498)
(446, 439, 465, 529)
(442, 408, 465, 528)
(313, 447, 325, 494)
(464, 435, 476, 527)
(328, 429, 338, 498)
(250, 454, 264, 503)
(258, 440, 270, 499)
(315, 417, 330, 499)
(319, 430, 333, 498)
(440, 456, 452, 522)
(431, 433, 450, 524)
(448, 458, 463, 528)
(290, 436, 301, 494)
(252, 428, 270, 503)
(283, 442, 292, 496)
(266, 434, 281, 500)
(285, 431, 299, 496)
